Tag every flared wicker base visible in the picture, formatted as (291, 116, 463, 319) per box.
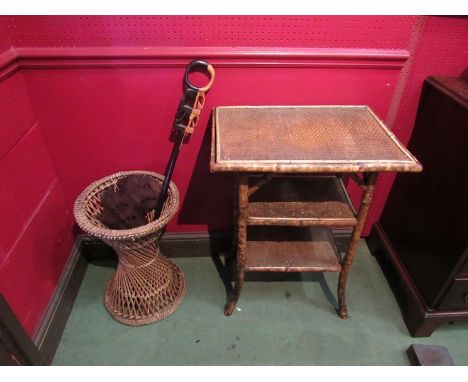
(74, 171, 184, 326)
(104, 254, 186, 326)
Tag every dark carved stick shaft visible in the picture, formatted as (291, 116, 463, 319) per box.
(154, 134, 184, 218)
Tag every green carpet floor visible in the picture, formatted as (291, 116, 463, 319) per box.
(53, 240, 468, 365)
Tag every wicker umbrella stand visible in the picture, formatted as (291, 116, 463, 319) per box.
(74, 171, 185, 326)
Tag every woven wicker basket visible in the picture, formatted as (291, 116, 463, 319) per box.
(74, 170, 186, 326)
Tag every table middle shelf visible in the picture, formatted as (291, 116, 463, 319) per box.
(247, 175, 357, 227)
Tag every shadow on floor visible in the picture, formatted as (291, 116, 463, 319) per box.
(210, 250, 339, 313)
(82, 232, 340, 314)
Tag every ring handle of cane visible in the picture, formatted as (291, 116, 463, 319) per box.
(184, 60, 216, 93)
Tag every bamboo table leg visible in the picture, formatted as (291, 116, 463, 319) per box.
(338, 172, 378, 319)
(225, 173, 249, 316)
(225, 174, 239, 262)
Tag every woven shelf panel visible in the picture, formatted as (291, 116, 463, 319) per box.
(216, 106, 413, 163)
(248, 176, 356, 225)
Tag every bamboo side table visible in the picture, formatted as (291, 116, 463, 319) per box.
(210, 106, 422, 318)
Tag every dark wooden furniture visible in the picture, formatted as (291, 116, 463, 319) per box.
(0, 295, 46, 365)
(407, 344, 455, 366)
(368, 76, 468, 337)
(210, 105, 421, 318)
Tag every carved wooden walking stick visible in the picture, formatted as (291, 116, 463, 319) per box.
(154, 60, 216, 218)
(94, 60, 215, 230)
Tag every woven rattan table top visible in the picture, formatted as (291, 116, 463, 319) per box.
(210, 106, 422, 173)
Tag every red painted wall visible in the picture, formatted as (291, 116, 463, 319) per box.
(2, 15, 417, 234)
(2, 16, 415, 49)
(21, 65, 403, 232)
(0, 16, 467, 337)
(0, 20, 10, 52)
(0, 55, 74, 335)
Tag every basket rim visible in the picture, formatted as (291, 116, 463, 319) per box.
(73, 170, 179, 241)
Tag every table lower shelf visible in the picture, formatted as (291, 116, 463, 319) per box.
(245, 226, 342, 272)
